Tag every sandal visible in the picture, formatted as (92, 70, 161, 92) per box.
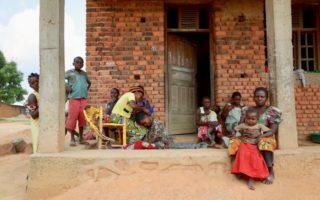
(79, 140, 89, 145)
(69, 141, 77, 147)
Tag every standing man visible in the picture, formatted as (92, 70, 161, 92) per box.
(65, 56, 91, 146)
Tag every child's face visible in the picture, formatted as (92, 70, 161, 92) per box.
(138, 116, 153, 128)
(245, 112, 258, 126)
(110, 89, 119, 99)
(232, 96, 241, 106)
(202, 98, 211, 109)
(28, 77, 39, 92)
(73, 58, 83, 71)
(134, 91, 144, 102)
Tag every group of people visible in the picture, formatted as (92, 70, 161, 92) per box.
(196, 88, 282, 190)
(25, 56, 282, 190)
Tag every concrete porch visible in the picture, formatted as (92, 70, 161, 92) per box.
(26, 147, 320, 199)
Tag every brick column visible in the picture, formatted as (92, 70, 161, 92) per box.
(38, 0, 65, 153)
(265, 0, 298, 149)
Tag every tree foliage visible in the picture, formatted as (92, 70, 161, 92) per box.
(0, 50, 27, 104)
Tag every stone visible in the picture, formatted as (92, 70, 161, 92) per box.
(11, 138, 27, 153)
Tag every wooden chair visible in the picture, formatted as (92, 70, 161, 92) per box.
(83, 106, 127, 149)
(83, 106, 115, 149)
(102, 123, 127, 147)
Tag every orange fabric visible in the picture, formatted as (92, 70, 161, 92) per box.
(228, 135, 276, 155)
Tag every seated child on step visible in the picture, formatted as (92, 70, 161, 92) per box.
(104, 88, 120, 122)
(195, 97, 222, 148)
(231, 107, 270, 190)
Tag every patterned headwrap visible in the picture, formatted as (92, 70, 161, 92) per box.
(129, 86, 144, 94)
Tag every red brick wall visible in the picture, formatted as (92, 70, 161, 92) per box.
(0, 103, 24, 118)
(212, 0, 268, 106)
(86, 0, 320, 140)
(86, 0, 166, 121)
(295, 84, 320, 136)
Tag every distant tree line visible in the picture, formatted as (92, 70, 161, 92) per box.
(0, 50, 27, 104)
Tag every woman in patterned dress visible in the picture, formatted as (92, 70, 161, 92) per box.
(228, 87, 282, 184)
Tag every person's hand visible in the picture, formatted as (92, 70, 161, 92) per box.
(143, 108, 151, 115)
(243, 130, 260, 138)
(66, 86, 72, 94)
(26, 105, 37, 112)
(241, 129, 254, 138)
(209, 121, 219, 127)
(226, 104, 234, 112)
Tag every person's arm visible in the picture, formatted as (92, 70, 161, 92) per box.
(260, 124, 278, 138)
(87, 79, 91, 90)
(26, 94, 39, 119)
(65, 72, 72, 94)
(195, 108, 210, 126)
(221, 104, 232, 121)
(66, 86, 72, 94)
(128, 100, 150, 115)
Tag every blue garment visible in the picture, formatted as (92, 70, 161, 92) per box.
(65, 69, 90, 99)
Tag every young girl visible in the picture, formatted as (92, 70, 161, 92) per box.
(25, 73, 40, 153)
(222, 91, 243, 135)
(231, 107, 270, 190)
(195, 97, 221, 148)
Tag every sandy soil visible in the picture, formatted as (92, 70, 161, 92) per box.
(0, 119, 319, 200)
(51, 170, 319, 200)
(0, 119, 31, 200)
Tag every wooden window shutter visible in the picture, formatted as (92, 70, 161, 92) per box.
(292, 7, 301, 28)
(180, 8, 198, 29)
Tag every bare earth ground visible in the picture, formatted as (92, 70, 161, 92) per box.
(0, 118, 319, 200)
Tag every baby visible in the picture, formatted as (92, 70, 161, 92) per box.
(231, 107, 270, 190)
(233, 107, 270, 144)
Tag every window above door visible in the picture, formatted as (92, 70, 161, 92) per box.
(166, 6, 210, 32)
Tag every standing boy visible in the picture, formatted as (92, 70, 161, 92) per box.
(65, 56, 91, 146)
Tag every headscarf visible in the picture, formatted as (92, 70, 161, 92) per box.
(129, 86, 144, 94)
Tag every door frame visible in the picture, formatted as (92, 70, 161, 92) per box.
(164, 4, 214, 133)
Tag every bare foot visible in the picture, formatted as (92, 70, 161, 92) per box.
(263, 173, 274, 184)
(248, 178, 255, 190)
(208, 144, 221, 149)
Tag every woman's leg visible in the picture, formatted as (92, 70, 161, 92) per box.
(261, 151, 274, 184)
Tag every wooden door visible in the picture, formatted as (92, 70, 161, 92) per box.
(167, 35, 197, 134)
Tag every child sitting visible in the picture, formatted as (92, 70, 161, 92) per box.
(104, 88, 120, 121)
(195, 97, 221, 148)
(231, 107, 270, 190)
(222, 91, 243, 135)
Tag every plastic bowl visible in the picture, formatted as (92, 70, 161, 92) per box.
(310, 132, 320, 144)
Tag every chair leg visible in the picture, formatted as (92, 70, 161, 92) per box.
(98, 138, 102, 149)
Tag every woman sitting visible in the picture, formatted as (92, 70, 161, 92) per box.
(110, 86, 151, 144)
(124, 112, 170, 150)
(229, 87, 282, 184)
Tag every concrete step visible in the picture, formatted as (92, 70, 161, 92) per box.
(27, 147, 320, 199)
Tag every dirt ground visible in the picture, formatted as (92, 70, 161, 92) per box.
(0, 118, 31, 200)
(0, 118, 319, 200)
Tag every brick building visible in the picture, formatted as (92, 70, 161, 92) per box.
(0, 102, 26, 118)
(85, 0, 320, 142)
